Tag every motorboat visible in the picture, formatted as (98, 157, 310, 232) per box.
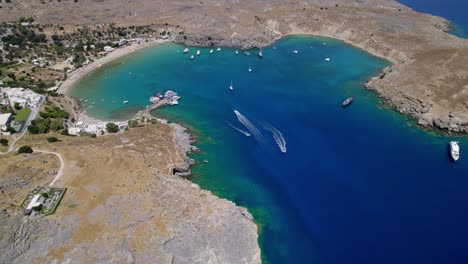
(235, 50, 239, 54)
(210, 49, 214, 54)
(196, 50, 201, 56)
(248, 65, 252, 72)
(342, 97, 353, 107)
(217, 47, 221, 52)
(229, 80, 234, 91)
(190, 55, 194, 60)
(293, 50, 298, 54)
(258, 49, 263, 58)
(450, 141, 460, 161)
(123, 100, 129, 104)
(244, 51, 250, 56)
(325, 57, 331, 62)
(183, 48, 189, 53)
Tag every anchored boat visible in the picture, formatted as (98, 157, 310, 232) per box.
(450, 141, 460, 161)
(229, 80, 234, 91)
(342, 97, 353, 107)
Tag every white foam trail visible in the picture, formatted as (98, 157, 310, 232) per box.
(227, 122, 251, 137)
(234, 110, 266, 145)
(263, 122, 287, 153)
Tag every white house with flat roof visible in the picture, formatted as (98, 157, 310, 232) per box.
(0, 113, 12, 131)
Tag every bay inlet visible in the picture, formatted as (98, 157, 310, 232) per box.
(69, 36, 468, 264)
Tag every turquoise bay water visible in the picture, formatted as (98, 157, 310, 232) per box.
(398, 0, 468, 38)
(70, 36, 468, 264)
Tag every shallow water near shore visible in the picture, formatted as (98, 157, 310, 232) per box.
(69, 36, 468, 264)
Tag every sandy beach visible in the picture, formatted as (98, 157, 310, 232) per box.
(57, 38, 170, 95)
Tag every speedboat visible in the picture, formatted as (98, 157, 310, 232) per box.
(450, 141, 460, 161)
(217, 47, 221, 52)
(190, 55, 195, 60)
(229, 80, 234, 91)
(210, 49, 214, 54)
(196, 50, 201, 56)
(258, 49, 263, 58)
(325, 57, 331, 62)
(183, 48, 189, 53)
(248, 65, 252, 72)
(123, 100, 129, 104)
(293, 50, 298, 54)
(342, 97, 353, 107)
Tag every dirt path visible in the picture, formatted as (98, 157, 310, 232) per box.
(35, 149, 65, 187)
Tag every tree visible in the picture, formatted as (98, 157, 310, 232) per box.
(28, 118, 50, 134)
(128, 119, 138, 128)
(18, 145, 33, 154)
(13, 102, 22, 110)
(106, 122, 119, 133)
(49, 119, 63, 131)
(0, 138, 8, 146)
(47, 137, 58, 143)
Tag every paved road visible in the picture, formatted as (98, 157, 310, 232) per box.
(0, 95, 45, 155)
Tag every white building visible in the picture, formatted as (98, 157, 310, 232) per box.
(103, 46, 115, 52)
(0, 113, 12, 131)
(68, 127, 82, 136)
(0, 88, 44, 109)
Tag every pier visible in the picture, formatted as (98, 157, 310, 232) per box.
(137, 98, 168, 117)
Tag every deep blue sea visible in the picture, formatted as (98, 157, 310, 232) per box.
(69, 36, 468, 264)
(398, 0, 468, 38)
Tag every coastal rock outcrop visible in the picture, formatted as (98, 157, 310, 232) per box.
(0, 124, 261, 264)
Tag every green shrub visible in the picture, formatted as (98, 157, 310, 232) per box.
(28, 118, 50, 134)
(0, 138, 8, 146)
(106, 122, 119, 133)
(18, 145, 33, 154)
(90, 133, 97, 138)
(47, 137, 58, 143)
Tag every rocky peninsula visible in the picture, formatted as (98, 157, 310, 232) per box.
(0, 124, 260, 263)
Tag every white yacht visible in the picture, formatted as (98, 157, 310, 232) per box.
(183, 48, 189, 53)
(190, 55, 195, 60)
(210, 49, 214, 54)
(196, 50, 201, 56)
(217, 47, 221, 52)
(450, 141, 460, 161)
(229, 80, 234, 91)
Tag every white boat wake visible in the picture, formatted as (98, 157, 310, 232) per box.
(227, 122, 251, 137)
(234, 110, 265, 145)
(263, 122, 287, 153)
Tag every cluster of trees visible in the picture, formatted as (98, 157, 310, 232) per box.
(1, 25, 47, 47)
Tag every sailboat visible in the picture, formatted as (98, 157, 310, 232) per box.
(229, 80, 234, 91)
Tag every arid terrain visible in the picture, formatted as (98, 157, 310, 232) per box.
(0, 123, 260, 263)
(1, 0, 466, 133)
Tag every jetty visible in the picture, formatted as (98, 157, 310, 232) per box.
(137, 98, 168, 117)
